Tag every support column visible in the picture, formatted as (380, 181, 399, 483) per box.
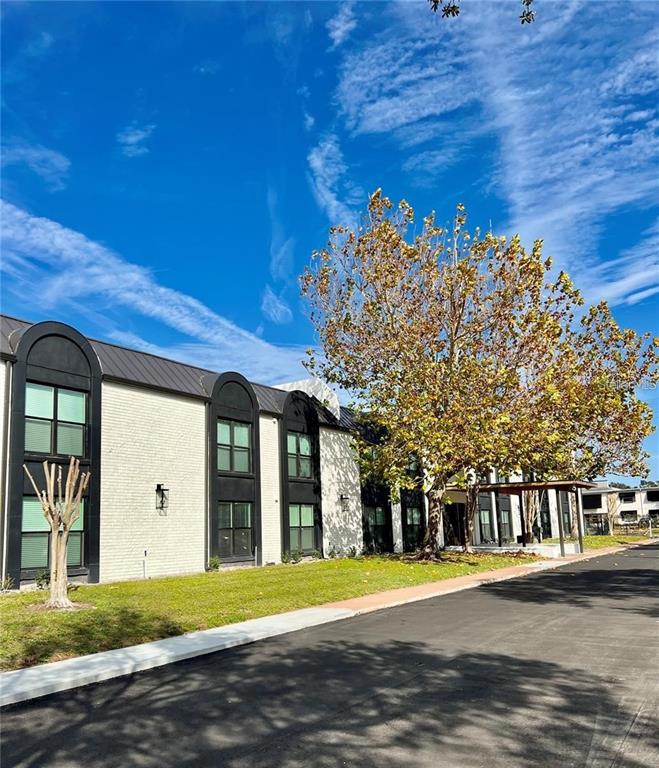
(491, 490, 500, 547)
(576, 487, 585, 554)
(556, 493, 566, 557)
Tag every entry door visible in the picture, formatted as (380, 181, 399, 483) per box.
(540, 495, 552, 538)
(402, 504, 424, 552)
(363, 506, 391, 553)
(443, 503, 465, 546)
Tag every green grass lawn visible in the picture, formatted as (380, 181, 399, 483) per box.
(0, 552, 533, 671)
(544, 534, 650, 549)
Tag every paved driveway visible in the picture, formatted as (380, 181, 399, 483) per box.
(2, 545, 658, 767)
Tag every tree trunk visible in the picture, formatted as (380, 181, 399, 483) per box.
(419, 490, 443, 560)
(47, 529, 74, 609)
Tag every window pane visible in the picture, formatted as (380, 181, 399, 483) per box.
(218, 503, 232, 529)
(233, 528, 251, 556)
(233, 503, 251, 529)
(25, 418, 51, 453)
(218, 531, 232, 558)
(218, 446, 231, 471)
(289, 504, 300, 526)
(298, 435, 311, 456)
(21, 534, 49, 569)
(301, 528, 314, 551)
(298, 457, 312, 478)
(376, 507, 386, 526)
(233, 448, 250, 473)
(233, 423, 250, 448)
(287, 433, 297, 454)
(217, 420, 231, 446)
(365, 507, 374, 525)
(287, 456, 297, 477)
(300, 504, 314, 527)
(57, 423, 84, 456)
(289, 529, 300, 552)
(58, 389, 86, 424)
(22, 497, 49, 532)
(67, 532, 82, 567)
(70, 499, 85, 532)
(25, 383, 54, 419)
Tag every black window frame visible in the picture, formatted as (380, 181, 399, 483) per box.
(20, 494, 85, 571)
(288, 503, 317, 554)
(217, 418, 252, 475)
(478, 494, 495, 544)
(618, 491, 636, 504)
(24, 381, 88, 460)
(216, 501, 254, 560)
(364, 505, 388, 552)
(287, 431, 314, 480)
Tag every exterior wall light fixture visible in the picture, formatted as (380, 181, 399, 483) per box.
(340, 493, 350, 511)
(156, 483, 170, 512)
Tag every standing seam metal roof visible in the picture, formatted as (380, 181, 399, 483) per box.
(0, 314, 341, 423)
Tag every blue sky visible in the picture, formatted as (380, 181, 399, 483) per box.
(1, 1, 658, 479)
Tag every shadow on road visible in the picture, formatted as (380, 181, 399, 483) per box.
(482, 544, 659, 619)
(3, 637, 655, 768)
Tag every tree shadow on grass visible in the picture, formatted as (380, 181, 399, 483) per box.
(482, 544, 659, 619)
(3, 606, 185, 670)
(3, 636, 656, 768)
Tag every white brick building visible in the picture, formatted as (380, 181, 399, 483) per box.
(0, 314, 592, 587)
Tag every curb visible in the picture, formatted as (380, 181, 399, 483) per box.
(1, 541, 654, 707)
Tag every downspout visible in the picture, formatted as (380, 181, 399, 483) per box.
(1, 360, 13, 583)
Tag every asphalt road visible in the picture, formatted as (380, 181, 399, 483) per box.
(2, 545, 658, 768)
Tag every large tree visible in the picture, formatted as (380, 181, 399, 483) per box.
(301, 191, 657, 557)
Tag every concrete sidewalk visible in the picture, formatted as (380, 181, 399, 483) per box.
(1, 540, 653, 708)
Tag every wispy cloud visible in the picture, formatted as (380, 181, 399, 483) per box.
(303, 111, 315, 132)
(1, 141, 70, 191)
(261, 284, 293, 324)
(330, 1, 659, 305)
(0, 200, 308, 383)
(327, 2, 357, 49)
(307, 132, 363, 226)
(267, 186, 295, 282)
(116, 122, 156, 158)
(193, 59, 220, 76)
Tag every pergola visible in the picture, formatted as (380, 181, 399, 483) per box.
(475, 480, 597, 556)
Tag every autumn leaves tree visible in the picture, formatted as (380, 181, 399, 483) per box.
(23, 457, 90, 609)
(301, 191, 657, 557)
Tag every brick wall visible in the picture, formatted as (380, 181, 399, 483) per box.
(259, 414, 282, 564)
(319, 427, 363, 556)
(99, 381, 206, 582)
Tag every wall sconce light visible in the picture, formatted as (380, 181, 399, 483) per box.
(340, 493, 350, 511)
(156, 483, 169, 512)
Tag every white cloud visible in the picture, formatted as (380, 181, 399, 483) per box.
(307, 132, 362, 225)
(303, 111, 315, 131)
(327, 3, 357, 49)
(116, 122, 156, 158)
(0, 200, 308, 383)
(267, 186, 295, 282)
(331, 1, 659, 305)
(261, 285, 293, 324)
(1, 142, 70, 191)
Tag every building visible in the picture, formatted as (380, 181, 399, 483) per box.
(0, 314, 591, 588)
(581, 483, 659, 532)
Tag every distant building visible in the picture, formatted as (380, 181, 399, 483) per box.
(581, 483, 659, 532)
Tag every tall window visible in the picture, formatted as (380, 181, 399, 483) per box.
(404, 506, 424, 550)
(217, 502, 252, 558)
(25, 383, 87, 457)
(618, 491, 635, 504)
(364, 506, 388, 551)
(559, 491, 572, 533)
(289, 503, 315, 552)
(217, 420, 251, 473)
(478, 494, 494, 543)
(287, 432, 312, 479)
(20, 496, 84, 570)
(497, 495, 514, 543)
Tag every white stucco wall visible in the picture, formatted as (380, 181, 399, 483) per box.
(319, 427, 363, 555)
(259, 414, 282, 565)
(99, 381, 207, 582)
(0, 362, 8, 578)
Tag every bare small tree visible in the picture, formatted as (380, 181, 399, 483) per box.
(606, 492, 620, 537)
(23, 457, 90, 609)
(522, 490, 543, 543)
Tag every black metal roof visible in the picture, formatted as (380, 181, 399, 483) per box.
(0, 314, 345, 425)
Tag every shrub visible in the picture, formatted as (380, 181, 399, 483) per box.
(207, 556, 221, 571)
(35, 570, 50, 590)
(0, 575, 14, 592)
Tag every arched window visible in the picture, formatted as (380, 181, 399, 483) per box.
(208, 373, 260, 564)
